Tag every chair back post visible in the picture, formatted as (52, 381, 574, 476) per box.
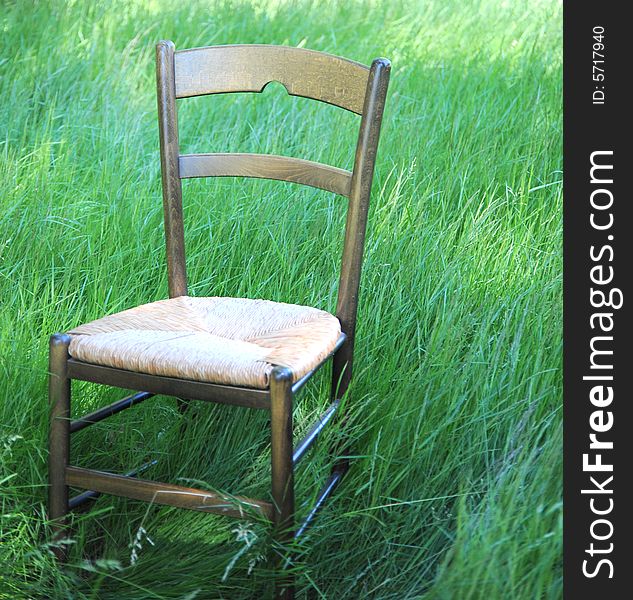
(156, 40, 188, 298)
(155, 41, 390, 392)
(333, 58, 391, 397)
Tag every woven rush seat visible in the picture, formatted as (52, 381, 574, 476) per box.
(67, 296, 341, 389)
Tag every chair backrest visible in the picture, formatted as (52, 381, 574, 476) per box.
(156, 41, 390, 351)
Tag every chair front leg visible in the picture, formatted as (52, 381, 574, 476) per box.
(48, 333, 71, 561)
(270, 366, 295, 599)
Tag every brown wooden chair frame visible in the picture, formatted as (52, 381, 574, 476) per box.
(48, 41, 390, 598)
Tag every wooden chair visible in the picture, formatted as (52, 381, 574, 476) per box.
(48, 41, 390, 597)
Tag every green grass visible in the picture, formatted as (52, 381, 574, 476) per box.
(0, 0, 562, 597)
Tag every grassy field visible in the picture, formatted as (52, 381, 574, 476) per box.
(0, 0, 562, 598)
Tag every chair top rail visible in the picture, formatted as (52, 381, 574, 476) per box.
(174, 44, 370, 114)
(179, 153, 352, 197)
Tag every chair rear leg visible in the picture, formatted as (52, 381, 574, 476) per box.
(270, 367, 295, 600)
(48, 333, 71, 561)
(330, 341, 351, 404)
(330, 345, 352, 474)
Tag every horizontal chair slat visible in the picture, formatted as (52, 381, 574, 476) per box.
(293, 400, 340, 465)
(69, 459, 158, 510)
(67, 359, 270, 410)
(66, 466, 273, 521)
(296, 467, 346, 538)
(179, 153, 352, 197)
(70, 391, 154, 433)
(174, 44, 369, 114)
